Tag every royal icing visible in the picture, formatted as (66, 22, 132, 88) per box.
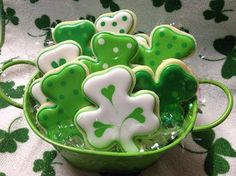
(76, 66, 160, 152)
(134, 25, 196, 72)
(52, 20, 96, 56)
(30, 79, 48, 105)
(36, 41, 82, 73)
(134, 59, 198, 128)
(95, 10, 137, 34)
(37, 62, 91, 144)
(134, 33, 150, 48)
(79, 31, 139, 74)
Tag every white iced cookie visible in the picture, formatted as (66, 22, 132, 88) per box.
(95, 10, 137, 34)
(134, 33, 150, 48)
(30, 79, 48, 105)
(75, 66, 160, 152)
(36, 40, 82, 73)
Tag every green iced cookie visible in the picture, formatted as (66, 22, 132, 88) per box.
(52, 20, 96, 56)
(80, 32, 139, 74)
(134, 25, 196, 72)
(37, 62, 91, 144)
(134, 59, 198, 128)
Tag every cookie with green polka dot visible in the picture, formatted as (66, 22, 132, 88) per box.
(95, 9, 137, 34)
(134, 59, 198, 128)
(36, 62, 91, 144)
(52, 20, 96, 56)
(134, 25, 196, 72)
(79, 31, 139, 74)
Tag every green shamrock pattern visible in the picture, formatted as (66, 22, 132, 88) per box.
(0, 173, 6, 176)
(191, 129, 236, 176)
(203, 0, 233, 23)
(28, 15, 61, 46)
(99, 0, 120, 12)
(4, 7, 19, 25)
(0, 117, 29, 153)
(152, 0, 182, 12)
(0, 81, 25, 109)
(33, 150, 62, 176)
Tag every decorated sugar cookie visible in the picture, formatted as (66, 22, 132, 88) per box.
(134, 59, 198, 128)
(76, 66, 160, 152)
(30, 79, 48, 105)
(95, 10, 137, 34)
(79, 31, 139, 74)
(134, 33, 150, 48)
(52, 20, 96, 56)
(37, 62, 91, 143)
(36, 40, 82, 73)
(134, 25, 196, 72)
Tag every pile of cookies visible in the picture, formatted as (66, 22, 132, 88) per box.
(30, 10, 198, 153)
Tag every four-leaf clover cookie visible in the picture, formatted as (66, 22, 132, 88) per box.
(37, 62, 91, 144)
(133, 25, 196, 72)
(52, 20, 96, 56)
(134, 59, 198, 128)
(36, 40, 82, 73)
(95, 9, 137, 34)
(79, 31, 139, 74)
(76, 66, 160, 152)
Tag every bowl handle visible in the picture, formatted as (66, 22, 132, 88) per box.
(192, 79, 234, 132)
(0, 59, 36, 109)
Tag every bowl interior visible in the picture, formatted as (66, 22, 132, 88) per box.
(23, 72, 198, 157)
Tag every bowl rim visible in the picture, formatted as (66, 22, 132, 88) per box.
(23, 72, 198, 157)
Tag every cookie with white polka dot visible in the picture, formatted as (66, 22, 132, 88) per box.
(79, 31, 139, 73)
(95, 10, 137, 34)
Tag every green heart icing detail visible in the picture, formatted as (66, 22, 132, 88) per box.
(93, 121, 113, 137)
(125, 107, 145, 124)
(37, 62, 91, 144)
(101, 84, 115, 103)
(134, 59, 198, 128)
(134, 25, 196, 72)
(80, 32, 139, 74)
(52, 20, 96, 56)
(51, 58, 66, 68)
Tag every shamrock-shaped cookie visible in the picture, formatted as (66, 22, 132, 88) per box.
(134, 59, 198, 128)
(79, 32, 139, 74)
(36, 40, 82, 73)
(37, 62, 91, 144)
(95, 9, 137, 34)
(134, 25, 196, 72)
(30, 79, 48, 105)
(52, 20, 96, 56)
(76, 66, 160, 152)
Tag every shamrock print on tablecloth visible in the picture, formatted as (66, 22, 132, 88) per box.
(28, 15, 61, 47)
(0, 81, 24, 109)
(182, 129, 236, 176)
(35, 40, 82, 73)
(33, 150, 62, 176)
(133, 25, 196, 73)
(0, 173, 6, 176)
(203, 0, 233, 23)
(79, 14, 96, 23)
(152, 0, 182, 13)
(37, 62, 91, 145)
(134, 59, 198, 128)
(99, 0, 120, 12)
(76, 66, 160, 152)
(0, 117, 29, 153)
(80, 32, 139, 74)
(52, 20, 96, 56)
(4, 7, 19, 25)
(214, 35, 236, 79)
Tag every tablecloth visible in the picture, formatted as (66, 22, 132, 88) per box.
(0, 0, 235, 175)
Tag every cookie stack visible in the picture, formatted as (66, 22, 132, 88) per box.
(30, 10, 198, 153)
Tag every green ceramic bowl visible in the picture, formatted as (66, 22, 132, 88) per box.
(0, 60, 233, 173)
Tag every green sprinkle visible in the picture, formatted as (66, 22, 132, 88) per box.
(159, 32, 165, 37)
(155, 50, 161, 55)
(60, 81, 66, 86)
(150, 60, 155, 66)
(176, 52, 181, 58)
(119, 29, 125, 33)
(181, 42, 187, 48)
(167, 43, 173, 49)
(59, 95, 64, 100)
(172, 36, 177, 40)
(101, 21, 105, 27)
(47, 82, 53, 87)
(156, 42, 160, 46)
(73, 89, 79, 95)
